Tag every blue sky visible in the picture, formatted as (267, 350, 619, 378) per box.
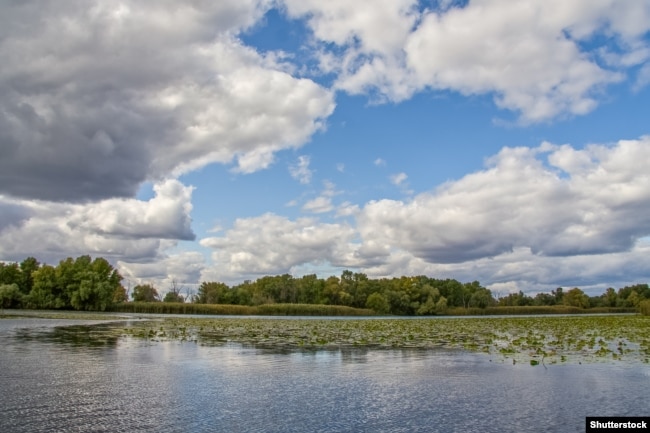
(1, 1, 649, 296)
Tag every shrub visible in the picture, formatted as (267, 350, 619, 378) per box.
(639, 300, 650, 316)
(0, 284, 24, 308)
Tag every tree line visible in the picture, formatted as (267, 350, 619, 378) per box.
(1, 255, 648, 315)
(0, 256, 124, 311)
(192, 272, 649, 314)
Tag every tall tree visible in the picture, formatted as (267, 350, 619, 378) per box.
(132, 284, 160, 302)
(196, 281, 230, 304)
(19, 257, 40, 295)
(563, 288, 589, 308)
(30, 265, 63, 309)
(69, 257, 122, 311)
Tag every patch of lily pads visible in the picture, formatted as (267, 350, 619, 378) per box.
(122, 315, 650, 365)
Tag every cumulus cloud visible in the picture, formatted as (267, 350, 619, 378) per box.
(0, 1, 334, 202)
(302, 180, 339, 213)
(200, 213, 356, 281)
(118, 251, 206, 294)
(356, 137, 650, 264)
(634, 63, 650, 91)
(390, 172, 408, 186)
(289, 155, 313, 184)
(284, 0, 650, 121)
(302, 196, 334, 214)
(0, 179, 195, 263)
(198, 137, 650, 292)
(354, 242, 650, 296)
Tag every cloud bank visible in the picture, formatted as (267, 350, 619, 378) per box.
(285, 0, 650, 121)
(0, 0, 334, 202)
(202, 137, 650, 290)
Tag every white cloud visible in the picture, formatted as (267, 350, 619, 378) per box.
(390, 172, 408, 186)
(0, 179, 195, 263)
(374, 158, 387, 167)
(356, 137, 650, 265)
(200, 213, 356, 282)
(353, 242, 650, 296)
(198, 137, 650, 290)
(301, 180, 339, 213)
(284, 0, 650, 121)
(69, 180, 195, 241)
(289, 155, 313, 184)
(634, 63, 650, 91)
(336, 201, 360, 217)
(302, 196, 334, 214)
(118, 251, 206, 294)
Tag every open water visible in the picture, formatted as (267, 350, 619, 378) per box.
(0, 317, 648, 432)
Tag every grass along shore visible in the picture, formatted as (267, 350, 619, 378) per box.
(108, 302, 376, 316)
(107, 302, 637, 316)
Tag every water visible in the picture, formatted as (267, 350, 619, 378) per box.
(1, 319, 648, 432)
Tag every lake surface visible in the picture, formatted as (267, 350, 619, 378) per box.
(0, 318, 648, 432)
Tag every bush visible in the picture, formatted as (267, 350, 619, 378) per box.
(639, 300, 650, 316)
(0, 284, 24, 309)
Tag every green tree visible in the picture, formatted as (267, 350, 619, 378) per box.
(132, 284, 160, 302)
(29, 265, 64, 309)
(163, 291, 184, 303)
(435, 296, 448, 314)
(639, 299, 650, 316)
(552, 287, 564, 304)
(416, 295, 437, 315)
(498, 291, 533, 306)
(602, 287, 618, 307)
(532, 292, 556, 306)
(563, 288, 589, 308)
(0, 262, 21, 287)
(0, 284, 23, 308)
(18, 257, 40, 295)
(197, 281, 230, 304)
(627, 291, 641, 308)
(113, 285, 128, 303)
(323, 276, 341, 305)
(469, 287, 494, 308)
(68, 257, 122, 311)
(297, 274, 325, 304)
(366, 292, 389, 314)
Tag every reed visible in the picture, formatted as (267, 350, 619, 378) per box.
(110, 302, 256, 315)
(256, 303, 375, 316)
(109, 302, 375, 316)
(443, 306, 636, 316)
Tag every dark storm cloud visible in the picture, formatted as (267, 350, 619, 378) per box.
(0, 0, 333, 202)
(0, 201, 31, 232)
(0, 89, 157, 201)
(0, 1, 178, 201)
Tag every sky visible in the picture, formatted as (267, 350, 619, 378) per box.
(1, 0, 649, 297)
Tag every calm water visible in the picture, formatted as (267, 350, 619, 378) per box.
(0, 318, 648, 432)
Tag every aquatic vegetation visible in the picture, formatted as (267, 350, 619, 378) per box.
(122, 314, 650, 365)
(6, 311, 649, 365)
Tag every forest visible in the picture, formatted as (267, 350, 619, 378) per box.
(1, 255, 649, 315)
